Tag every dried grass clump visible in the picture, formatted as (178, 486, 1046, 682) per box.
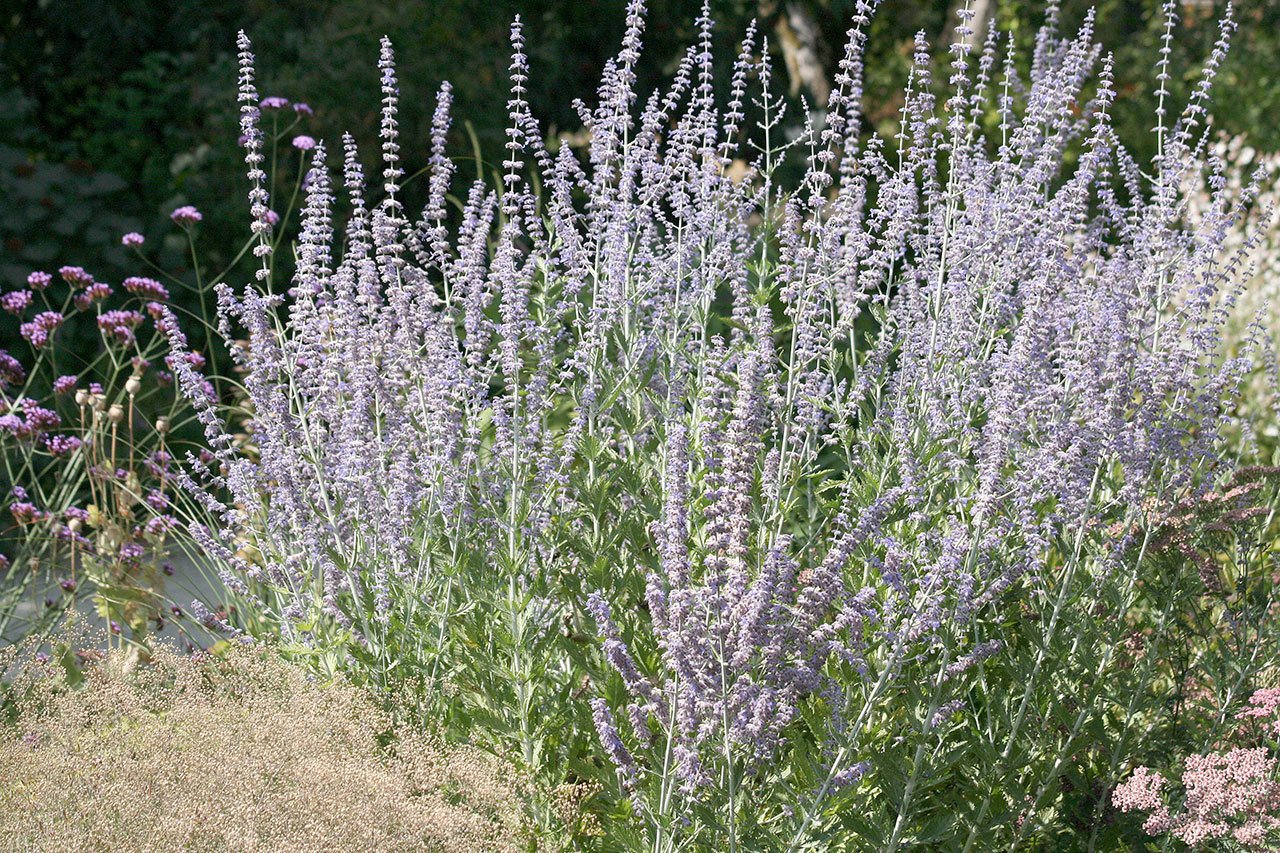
(0, 643, 523, 852)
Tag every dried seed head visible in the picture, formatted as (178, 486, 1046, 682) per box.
(75, 389, 90, 407)
(108, 404, 125, 424)
(125, 376, 142, 396)
(155, 416, 170, 435)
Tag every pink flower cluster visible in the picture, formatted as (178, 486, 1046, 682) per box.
(1238, 688, 1280, 736)
(1116, 688, 1280, 849)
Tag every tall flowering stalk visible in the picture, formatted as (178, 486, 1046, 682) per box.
(174, 3, 1274, 847)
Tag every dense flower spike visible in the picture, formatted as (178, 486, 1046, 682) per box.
(238, 30, 272, 274)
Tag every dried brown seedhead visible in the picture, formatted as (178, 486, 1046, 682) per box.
(0, 643, 524, 852)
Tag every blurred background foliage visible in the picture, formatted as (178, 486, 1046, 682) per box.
(1, 0, 1278, 294)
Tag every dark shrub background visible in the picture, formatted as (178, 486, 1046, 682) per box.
(1, 0, 1275, 310)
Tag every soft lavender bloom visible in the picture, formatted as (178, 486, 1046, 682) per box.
(27, 271, 52, 290)
(928, 699, 968, 730)
(121, 232, 145, 248)
(830, 761, 871, 791)
(238, 31, 273, 272)
(590, 698, 639, 791)
(292, 135, 316, 151)
(166, 350, 206, 371)
(189, 599, 241, 636)
(293, 101, 313, 116)
(170, 205, 203, 226)
(2, 290, 32, 315)
(259, 95, 289, 109)
(53, 374, 77, 394)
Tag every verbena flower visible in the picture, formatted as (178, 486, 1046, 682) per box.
(19, 311, 64, 348)
(169, 205, 203, 226)
(123, 276, 169, 301)
(97, 309, 145, 345)
(1, 290, 33, 315)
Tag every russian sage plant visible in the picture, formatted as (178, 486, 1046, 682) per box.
(173, 1, 1276, 847)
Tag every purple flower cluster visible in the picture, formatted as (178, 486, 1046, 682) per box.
(97, 309, 144, 345)
(1, 290, 32, 315)
(123, 276, 169, 301)
(74, 280, 112, 309)
(57, 266, 93, 288)
(0, 351, 25, 388)
(19, 311, 63, 348)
